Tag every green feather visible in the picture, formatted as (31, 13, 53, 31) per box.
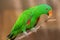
(7, 4, 52, 40)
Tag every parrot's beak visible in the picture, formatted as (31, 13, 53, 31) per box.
(48, 10, 52, 18)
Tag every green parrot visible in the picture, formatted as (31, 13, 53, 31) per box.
(7, 4, 52, 40)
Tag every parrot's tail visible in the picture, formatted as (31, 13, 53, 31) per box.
(7, 33, 16, 40)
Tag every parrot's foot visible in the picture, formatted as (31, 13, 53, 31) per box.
(31, 28, 37, 32)
(23, 32, 28, 36)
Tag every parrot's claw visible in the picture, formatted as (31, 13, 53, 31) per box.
(31, 28, 37, 32)
(23, 32, 28, 36)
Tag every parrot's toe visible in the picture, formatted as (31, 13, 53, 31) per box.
(23, 32, 28, 36)
(31, 28, 37, 32)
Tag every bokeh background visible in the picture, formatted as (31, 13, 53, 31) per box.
(0, 0, 60, 40)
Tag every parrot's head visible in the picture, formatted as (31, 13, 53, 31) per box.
(39, 4, 52, 18)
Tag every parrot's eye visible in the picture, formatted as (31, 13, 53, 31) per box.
(46, 8, 48, 10)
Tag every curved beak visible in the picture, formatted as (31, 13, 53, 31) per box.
(48, 10, 53, 18)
